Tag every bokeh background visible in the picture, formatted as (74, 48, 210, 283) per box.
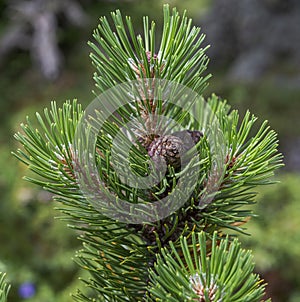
(0, 0, 299, 301)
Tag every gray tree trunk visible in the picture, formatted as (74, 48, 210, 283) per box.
(0, 0, 88, 80)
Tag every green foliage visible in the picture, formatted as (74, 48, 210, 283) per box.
(14, 100, 82, 190)
(241, 174, 300, 270)
(12, 5, 282, 301)
(0, 143, 83, 301)
(12, 96, 282, 299)
(195, 95, 282, 232)
(147, 231, 269, 302)
(15, 101, 149, 301)
(89, 6, 210, 93)
(240, 173, 300, 301)
(0, 272, 10, 302)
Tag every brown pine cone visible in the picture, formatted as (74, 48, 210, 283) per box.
(147, 135, 184, 168)
(172, 130, 203, 151)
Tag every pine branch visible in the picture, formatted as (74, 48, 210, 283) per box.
(89, 6, 210, 94)
(147, 231, 270, 302)
(0, 272, 10, 302)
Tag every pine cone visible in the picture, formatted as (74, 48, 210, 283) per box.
(172, 130, 203, 151)
(148, 135, 184, 168)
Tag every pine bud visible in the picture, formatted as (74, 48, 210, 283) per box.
(128, 51, 164, 78)
(189, 273, 218, 301)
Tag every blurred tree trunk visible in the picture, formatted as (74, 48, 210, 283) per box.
(0, 0, 88, 80)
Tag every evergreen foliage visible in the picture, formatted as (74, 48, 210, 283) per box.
(13, 5, 282, 301)
(148, 232, 270, 302)
(0, 272, 10, 302)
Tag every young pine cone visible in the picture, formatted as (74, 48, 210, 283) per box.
(172, 130, 203, 150)
(147, 131, 203, 169)
(147, 135, 184, 168)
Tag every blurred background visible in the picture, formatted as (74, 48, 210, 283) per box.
(0, 0, 299, 301)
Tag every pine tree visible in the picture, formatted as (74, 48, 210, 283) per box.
(13, 5, 282, 301)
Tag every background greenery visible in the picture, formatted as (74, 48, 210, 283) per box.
(0, 1, 299, 301)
